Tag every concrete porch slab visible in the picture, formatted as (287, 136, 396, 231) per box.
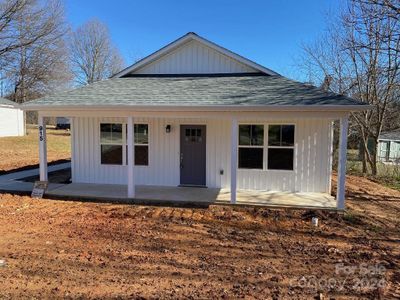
(46, 183, 337, 209)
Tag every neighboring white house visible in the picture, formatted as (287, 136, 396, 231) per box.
(23, 32, 370, 210)
(377, 129, 400, 163)
(0, 97, 25, 137)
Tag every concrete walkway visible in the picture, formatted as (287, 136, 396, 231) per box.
(0, 162, 71, 193)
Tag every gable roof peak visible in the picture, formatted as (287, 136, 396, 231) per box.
(112, 32, 279, 78)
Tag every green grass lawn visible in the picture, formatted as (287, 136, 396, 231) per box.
(0, 125, 71, 173)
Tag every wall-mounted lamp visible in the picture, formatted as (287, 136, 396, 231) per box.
(165, 125, 171, 133)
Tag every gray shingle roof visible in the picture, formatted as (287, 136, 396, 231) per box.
(379, 129, 400, 141)
(23, 75, 366, 108)
(0, 97, 17, 106)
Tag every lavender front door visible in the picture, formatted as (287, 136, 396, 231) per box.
(180, 125, 206, 186)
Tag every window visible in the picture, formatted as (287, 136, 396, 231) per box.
(100, 123, 123, 165)
(238, 125, 264, 169)
(134, 124, 149, 165)
(185, 128, 203, 143)
(100, 123, 149, 166)
(267, 125, 295, 170)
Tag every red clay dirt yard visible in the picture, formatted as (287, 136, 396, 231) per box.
(0, 175, 399, 299)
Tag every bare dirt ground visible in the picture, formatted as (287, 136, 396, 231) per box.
(0, 126, 70, 173)
(0, 175, 399, 299)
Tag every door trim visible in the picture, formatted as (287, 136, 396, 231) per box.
(179, 124, 207, 187)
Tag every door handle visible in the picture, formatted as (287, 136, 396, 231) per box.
(180, 153, 183, 169)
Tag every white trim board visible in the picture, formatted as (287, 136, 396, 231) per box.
(37, 110, 351, 120)
(25, 104, 371, 112)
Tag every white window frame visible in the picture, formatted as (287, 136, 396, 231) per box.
(133, 123, 149, 167)
(238, 124, 265, 170)
(99, 123, 125, 166)
(266, 123, 296, 171)
(99, 122, 149, 167)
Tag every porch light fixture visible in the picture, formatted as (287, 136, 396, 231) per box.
(166, 125, 171, 133)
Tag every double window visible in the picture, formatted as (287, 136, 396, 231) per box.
(238, 124, 295, 171)
(100, 123, 149, 166)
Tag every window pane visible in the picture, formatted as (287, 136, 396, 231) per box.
(134, 124, 148, 144)
(101, 145, 122, 165)
(268, 125, 281, 146)
(281, 125, 295, 146)
(100, 124, 112, 144)
(111, 124, 123, 144)
(239, 125, 251, 145)
(135, 145, 148, 166)
(101, 123, 123, 144)
(252, 125, 264, 146)
(238, 148, 263, 169)
(268, 148, 294, 170)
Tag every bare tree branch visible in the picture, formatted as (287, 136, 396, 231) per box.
(69, 19, 125, 85)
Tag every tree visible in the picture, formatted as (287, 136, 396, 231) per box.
(2, 0, 71, 103)
(299, 0, 400, 175)
(69, 19, 124, 85)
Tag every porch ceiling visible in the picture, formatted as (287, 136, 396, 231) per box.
(45, 183, 337, 210)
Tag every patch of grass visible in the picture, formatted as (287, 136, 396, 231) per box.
(0, 126, 71, 172)
(368, 224, 383, 233)
(343, 212, 364, 225)
(346, 151, 400, 191)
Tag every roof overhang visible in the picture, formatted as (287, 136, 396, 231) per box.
(112, 32, 279, 78)
(0, 103, 18, 109)
(22, 104, 373, 112)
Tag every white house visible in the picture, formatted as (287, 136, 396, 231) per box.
(0, 97, 25, 137)
(23, 32, 370, 209)
(377, 129, 400, 163)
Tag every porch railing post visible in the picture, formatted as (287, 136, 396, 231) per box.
(38, 114, 48, 181)
(230, 117, 238, 204)
(336, 115, 349, 210)
(127, 116, 135, 198)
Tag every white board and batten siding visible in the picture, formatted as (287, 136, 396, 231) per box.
(71, 116, 333, 193)
(0, 106, 25, 137)
(133, 40, 258, 74)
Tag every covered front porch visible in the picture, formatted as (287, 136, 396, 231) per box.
(34, 109, 349, 211)
(45, 183, 336, 209)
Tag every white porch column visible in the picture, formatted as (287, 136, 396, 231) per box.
(230, 118, 238, 204)
(336, 116, 349, 210)
(127, 116, 135, 198)
(38, 115, 48, 181)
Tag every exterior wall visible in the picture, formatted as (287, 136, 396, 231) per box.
(0, 106, 25, 137)
(133, 40, 258, 74)
(71, 116, 333, 193)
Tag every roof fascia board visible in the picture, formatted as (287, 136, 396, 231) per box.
(35, 110, 350, 120)
(379, 138, 400, 141)
(0, 103, 17, 108)
(112, 33, 278, 78)
(22, 104, 372, 112)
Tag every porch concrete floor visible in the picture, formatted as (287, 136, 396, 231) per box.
(46, 183, 337, 209)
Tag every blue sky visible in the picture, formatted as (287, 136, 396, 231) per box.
(65, 0, 340, 81)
